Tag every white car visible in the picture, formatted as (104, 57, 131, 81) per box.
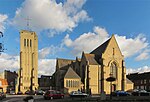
(70, 91, 88, 97)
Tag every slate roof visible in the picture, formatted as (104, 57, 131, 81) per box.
(57, 58, 75, 69)
(64, 67, 80, 79)
(90, 38, 110, 55)
(127, 72, 150, 80)
(84, 53, 99, 65)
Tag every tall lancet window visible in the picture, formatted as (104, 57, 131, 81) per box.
(110, 62, 117, 78)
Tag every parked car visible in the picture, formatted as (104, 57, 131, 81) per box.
(17, 91, 23, 95)
(44, 90, 64, 100)
(69, 91, 88, 97)
(35, 90, 45, 95)
(111, 90, 130, 96)
(9, 91, 16, 95)
(0, 92, 6, 100)
(132, 89, 150, 96)
(25, 90, 35, 95)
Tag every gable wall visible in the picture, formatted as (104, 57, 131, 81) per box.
(102, 36, 125, 94)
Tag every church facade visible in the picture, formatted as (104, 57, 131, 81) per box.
(16, 30, 38, 93)
(53, 35, 133, 94)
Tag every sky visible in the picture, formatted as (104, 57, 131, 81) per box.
(0, 0, 150, 76)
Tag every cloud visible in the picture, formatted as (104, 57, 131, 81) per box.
(115, 34, 149, 58)
(0, 52, 56, 76)
(12, 0, 91, 36)
(62, 26, 109, 56)
(62, 26, 150, 59)
(135, 49, 150, 61)
(0, 53, 19, 72)
(39, 45, 64, 59)
(0, 14, 8, 32)
(38, 59, 56, 76)
(126, 66, 150, 74)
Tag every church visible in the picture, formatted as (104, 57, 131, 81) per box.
(53, 35, 133, 94)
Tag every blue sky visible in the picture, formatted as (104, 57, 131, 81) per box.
(0, 0, 150, 76)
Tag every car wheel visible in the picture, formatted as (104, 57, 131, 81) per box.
(44, 97, 47, 100)
(50, 97, 53, 100)
(61, 96, 64, 99)
(138, 93, 140, 96)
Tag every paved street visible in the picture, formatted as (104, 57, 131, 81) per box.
(1, 95, 150, 102)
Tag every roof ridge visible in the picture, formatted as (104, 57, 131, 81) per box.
(90, 38, 111, 55)
(64, 67, 80, 79)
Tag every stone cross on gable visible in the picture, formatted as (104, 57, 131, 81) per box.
(25, 17, 32, 31)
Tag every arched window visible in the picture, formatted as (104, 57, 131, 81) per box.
(68, 80, 70, 87)
(27, 39, 29, 46)
(24, 39, 26, 46)
(30, 39, 32, 47)
(73, 81, 74, 87)
(70, 80, 72, 87)
(75, 81, 77, 87)
(66, 80, 68, 87)
(110, 62, 117, 78)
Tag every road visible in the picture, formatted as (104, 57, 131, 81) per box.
(1, 95, 150, 102)
(1, 95, 68, 102)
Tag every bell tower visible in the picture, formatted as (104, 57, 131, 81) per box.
(19, 30, 38, 93)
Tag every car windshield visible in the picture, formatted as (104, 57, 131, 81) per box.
(56, 91, 61, 94)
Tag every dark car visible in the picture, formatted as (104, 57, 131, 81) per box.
(0, 92, 6, 100)
(25, 90, 35, 95)
(132, 89, 150, 96)
(111, 90, 130, 96)
(44, 90, 64, 100)
(69, 91, 88, 97)
(17, 91, 23, 95)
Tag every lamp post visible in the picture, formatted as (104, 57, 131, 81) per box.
(106, 76, 116, 100)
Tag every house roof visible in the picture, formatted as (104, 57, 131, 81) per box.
(90, 38, 110, 55)
(84, 53, 99, 65)
(57, 58, 75, 69)
(126, 78, 133, 84)
(127, 72, 150, 80)
(64, 67, 80, 79)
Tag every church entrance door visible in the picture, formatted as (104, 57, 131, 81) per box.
(112, 84, 116, 92)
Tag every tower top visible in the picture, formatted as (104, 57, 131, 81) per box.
(25, 17, 31, 31)
(111, 34, 115, 38)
